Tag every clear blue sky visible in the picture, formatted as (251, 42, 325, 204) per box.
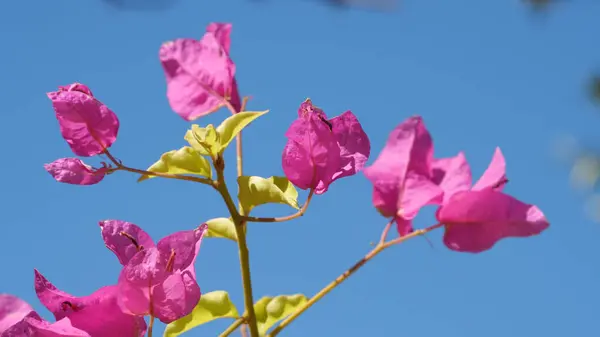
(1, 1, 600, 336)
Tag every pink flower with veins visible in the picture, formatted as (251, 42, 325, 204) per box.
(47, 83, 119, 157)
(282, 99, 370, 194)
(99, 220, 208, 323)
(363, 116, 444, 236)
(1, 285, 144, 337)
(433, 148, 549, 253)
(45, 83, 118, 186)
(34, 270, 146, 336)
(160, 22, 239, 121)
(44, 158, 108, 185)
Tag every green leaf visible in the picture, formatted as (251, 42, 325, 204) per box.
(216, 111, 268, 153)
(184, 124, 219, 157)
(204, 217, 237, 241)
(138, 146, 212, 182)
(163, 291, 240, 337)
(237, 176, 300, 214)
(253, 294, 308, 336)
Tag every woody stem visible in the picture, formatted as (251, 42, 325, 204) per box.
(266, 223, 444, 337)
(147, 315, 154, 337)
(103, 150, 214, 186)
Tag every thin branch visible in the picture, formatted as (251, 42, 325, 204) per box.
(241, 189, 315, 223)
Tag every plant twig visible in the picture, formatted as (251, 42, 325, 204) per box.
(218, 318, 245, 337)
(379, 219, 394, 245)
(241, 189, 315, 223)
(147, 315, 154, 337)
(103, 150, 214, 186)
(266, 223, 444, 337)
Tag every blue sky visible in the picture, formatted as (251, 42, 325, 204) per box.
(1, 0, 600, 336)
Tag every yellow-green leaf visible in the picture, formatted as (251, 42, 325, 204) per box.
(184, 129, 208, 156)
(185, 124, 219, 157)
(204, 217, 237, 241)
(237, 176, 300, 214)
(216, 111, 268, 153)
(253, 294, 308, 336)
(138, 146, 212, 182)
(163, 291, 240, 337)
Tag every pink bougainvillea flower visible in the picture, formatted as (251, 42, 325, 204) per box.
(47, 83, 119, 157)
(34, 270, 146, 336)
(0, 294, 36, 333)
(363, 116, 444, 235)
(0, 294, 89, 337)
(282, 99, 370, 195)
(160, 22, 239, 121)
(433, 148, 549, 252)
(44, 158, 108, 185)
(99, 220, 208, 323)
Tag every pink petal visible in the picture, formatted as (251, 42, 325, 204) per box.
(117, 271, 151, 317)
(432, 152, 473, 203)
(329, 111, 371, 182)
(66, 287, 147, 337)
(204, 23, 241, 112)
(184, 224, 208, 277)
(44, 158, 107, 185)
(121, 247, 168, 286)
(437, 190, 549, 253)
(394, 217, 413, 237)
(33, 271, 144, 336)
(99, 220, 155, 266)
(282, 115, 341, 194)
(363, 116, 435, 216)
(472, 147, 507, 191)
(152, 271, 201, 323)
(160, 34, 235, 121)
(367, 170, 400, 216)
(34, 270, 79, 320)
(4, 316, 90, 337)
(205, 22, 232, 55)
(55, 83, 93, 97)
(0, 295, 35, 334)
(399, 172, 444, 219)
(47, 84, 119, 157)
(229, 78, 242, 113)
(1, 312, 42, 337)
(156, 225, 207, 272)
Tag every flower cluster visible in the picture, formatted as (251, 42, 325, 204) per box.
(0, 221, 207, 336)
(363, 116, 548, 252)
(1, 22, 550, 337)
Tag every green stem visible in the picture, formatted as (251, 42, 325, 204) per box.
(215, 166, 260, 337)
(218, 95, 260, 337)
